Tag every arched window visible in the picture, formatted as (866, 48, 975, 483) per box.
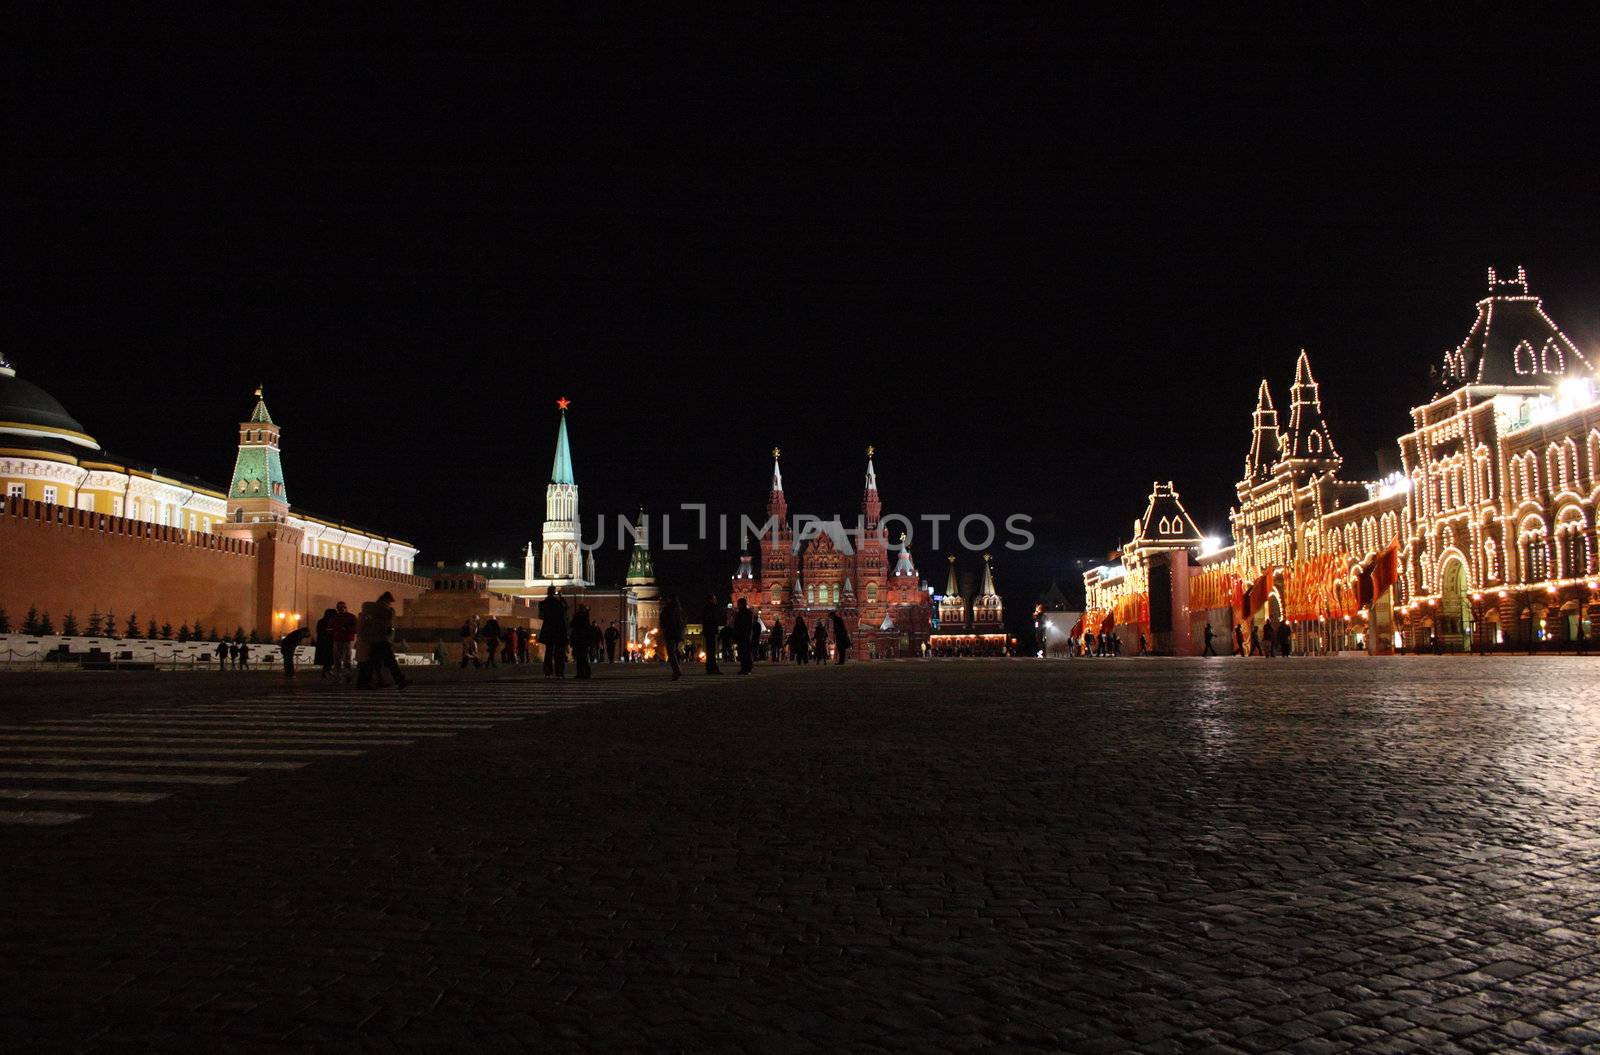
(1514, 340, 1535, 375)
(1520, 518, 1549, 583)
(1308, 430, 1323, 453)
(1484, 538, 1500, 581)
(1542, 338, 1563, 373)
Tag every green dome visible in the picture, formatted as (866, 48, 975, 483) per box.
(0, 361, 99, 448)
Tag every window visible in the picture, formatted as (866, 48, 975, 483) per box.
(78, 492, 94, 511)
(42, 486, 57, 505)
(6, 483, 22, 502)
(867, 583, 879, 603)
(112, 496, 123, 517)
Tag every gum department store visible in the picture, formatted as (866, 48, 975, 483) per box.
(1086, 268, 1600, 653)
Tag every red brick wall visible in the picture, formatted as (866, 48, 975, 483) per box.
(0, 499, 257, 635)
(295, 556, 431, 624)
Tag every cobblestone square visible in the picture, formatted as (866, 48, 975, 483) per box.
(2, 658, 1599, 1050)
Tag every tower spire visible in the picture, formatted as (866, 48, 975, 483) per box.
(550, 399, 575, 485)
(1245, 379, 1280, 482)
(771, 446, 783, 492)
(540, 400, 583, 583)
(1283, 350, 1339, 465)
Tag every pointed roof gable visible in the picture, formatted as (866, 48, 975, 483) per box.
(1245, 380, 1280, 482)
(1280, 349, 1341, 464)
(943, 555, 962, 599)
(249, 388, 274, 425)
(1133, 481, 1204, 548)
(977, 554, 999, 600)
(625, 509, 655, 584)
(1440, 267, 1596, 391)
(550, 407, 575, 484)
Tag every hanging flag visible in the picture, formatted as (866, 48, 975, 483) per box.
(1372, 540, 1399, 597)
(1068, 618, 1083, 638)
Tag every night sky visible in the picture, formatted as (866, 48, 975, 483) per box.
(10, 15, 1600, 632)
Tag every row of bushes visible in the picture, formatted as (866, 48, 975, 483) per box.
(0, 606, 264, 643)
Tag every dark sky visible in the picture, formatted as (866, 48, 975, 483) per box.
(9, 14, 1600, 631)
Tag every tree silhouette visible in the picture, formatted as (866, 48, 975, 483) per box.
(86, 610, 103, 636)
(37, 611, 55, 635)
(61, 612, 79, 637)
(22, 606, 40, 635)
(0, 607, 9, 634)
(125, 612, 140, 638)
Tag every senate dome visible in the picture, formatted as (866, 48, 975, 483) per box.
(0, 355, 100, 451)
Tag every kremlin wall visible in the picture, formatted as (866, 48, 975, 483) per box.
(0, 357, 429, 640)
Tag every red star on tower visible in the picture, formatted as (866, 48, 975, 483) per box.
(556, 396, 571, 410)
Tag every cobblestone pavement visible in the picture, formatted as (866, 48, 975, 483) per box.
(3, 657, 1600, 1051)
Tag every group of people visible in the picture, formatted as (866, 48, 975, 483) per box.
(276, 591, 409, 688)
(212, 640, 260, 669)
(1209, 618, 1296, 657)
(649, 594, 853, 680)
(450, 596, 635, 681)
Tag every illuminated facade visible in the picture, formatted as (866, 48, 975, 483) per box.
(0, 359, 417, 571)
(929, 554, 1007, 655)
(1087, 269, 1600, 651)
(729, 449, 933, 657)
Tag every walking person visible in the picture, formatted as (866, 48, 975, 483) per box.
(769, 616, 785, 662)
(733, 598, 755, 675)
(1279, 620, 1293, 657)
(233, 641, 247, 669)
(1249, 623, 1262, 656)
(605, 621, 620, 663)
(279, 623, 310, 679)
(830, 610, 851, 664)
(538, 586, 569, 678)
(572, 604, 594, 679)
(813, 619, 829, 664)
(332, 600, 358, 682)
(789, 617, 810, 664)
(701, 595, 724, 675)
(516, 626, 531, 664)
(314, 607, 338, 678)
(357, 591, 409, 689)
(659, 594, 686, 680)
(480, 614, 501, 668)
(216, 638, 230, 671)
(1203, 622, 1217, 656)
(1233, 623, 1245, 656)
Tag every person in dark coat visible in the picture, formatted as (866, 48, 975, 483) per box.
(1203, 622, 1216, 657)
(605, 622, 620, 663)
(1278, 620, 1293, 657)
(700, 595, 724, 674)
(216, 639, 230, 671)
(659, 595, 686, 680)
(1249, 624, 1263, 656)
(813, 619, 829, 664)
(331, 601, 358, 681)
(480, 615, 501, 668)
(733, 598, 755, 675)
(1233, 623, 1245, 656)
(314, 608, 337, 678)
(279, 625, 310, 679)
(233, 641, 246, 669)
(789, 618, 810, 663)
(768, 616, 785, 662)
(829, 610, 851, 664)
(571, 604, 593, 679)
(538, 586, 569, 678)
(516, 626, 531, 664)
